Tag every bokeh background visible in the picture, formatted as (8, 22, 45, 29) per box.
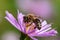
(0, 0, 60, 40)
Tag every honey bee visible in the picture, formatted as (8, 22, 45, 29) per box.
(23, 14, 41, 30)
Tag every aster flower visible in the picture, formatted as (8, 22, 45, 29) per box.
(5, 10, 57, 40)
(17, 0, 53, 18)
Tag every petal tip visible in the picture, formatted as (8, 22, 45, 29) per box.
(5, 11, 9, 14)
(54, 30, 58, 34)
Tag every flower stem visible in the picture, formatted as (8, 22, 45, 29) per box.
(24, 36, 32, 40)
(20, 32, 32, 40)
(20, 32, 26, 40)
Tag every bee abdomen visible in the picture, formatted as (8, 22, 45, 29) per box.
(33, 19, 41, 30)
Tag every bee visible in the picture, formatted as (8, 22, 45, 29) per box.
(23, 14, 41, 30)
(33, 18, 41, 30)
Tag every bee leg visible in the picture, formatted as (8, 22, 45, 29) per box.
(34, 26, 41, 30)
(37, 27, 41, 30)
(34, 27, 37, 29)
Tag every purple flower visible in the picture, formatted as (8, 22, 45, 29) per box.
(5, 10, 57, 40)
(30, 1, 53, 18)
(18, 0, 53, 18)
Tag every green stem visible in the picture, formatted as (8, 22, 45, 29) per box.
(24, 36, 32, 40)
(20, 32, 32, 40)
(20, 32, 26, 40)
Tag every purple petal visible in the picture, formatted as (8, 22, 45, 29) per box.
(38, 29, 57, 37)
(27, 29, 36, 34)
(47, 29, 57, 35)
(41, 20, 47, 27)
(5, 11, 22, 31)
(35, 24, 51, 34)
(30, 29, 57, 37)
(29, 27, 51, 36)
(17, 11, 26, 33)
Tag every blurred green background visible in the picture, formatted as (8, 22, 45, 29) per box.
(0, 0, 19, 36)
(0, 0, 60, 40)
